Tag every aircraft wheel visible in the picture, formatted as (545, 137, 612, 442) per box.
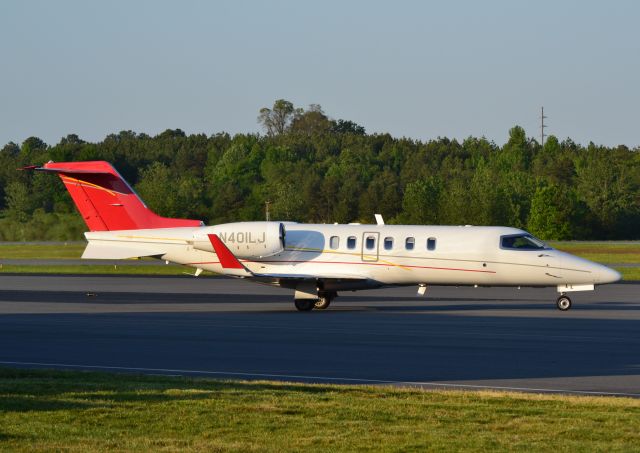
(556, 295, 572, 311)
(294, 299, 315, 312)
(314, 294, 332, 310)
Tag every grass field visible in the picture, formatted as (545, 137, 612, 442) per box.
(550, 242, 640, 280)
(0, 368, 639, 452)
(0, 243, 209, 276)
(0, 242, 639, 279)
(550, 242, 640, 264)
(0, 264, 200, 276)
(616, 267, 640, 280)
(0, 243, 86, 259)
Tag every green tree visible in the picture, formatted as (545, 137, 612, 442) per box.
(532, 135, 575, 185)
(331, 119, 366, 135)
(359, 169, 401, 222)
(4, 181, 31, 222)
(257, 99, 298, 136)
(575, 147, 637, 237)
(135, 162, 175, 216)
(465, 163, 506, 225)
(527, 184, 576, 240)
(135, 162, 204, 219)
(496, 125, 533, 172)
(289, 104, 332, 136)
(2, 113, 639, 241)
(439, 179, 470, 225)
(1, 142, 20, 156)
(398, 176, 443, 224)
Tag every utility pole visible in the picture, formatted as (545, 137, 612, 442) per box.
(540, 106, 547, 147)
(265, 201, 271, 222)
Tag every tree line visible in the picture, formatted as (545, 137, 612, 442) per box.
(1, 100, 639, 241)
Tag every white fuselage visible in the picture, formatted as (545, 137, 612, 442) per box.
(83, 222, 620, 291)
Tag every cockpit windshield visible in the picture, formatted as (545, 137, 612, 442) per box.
(500, 234, 549, 250)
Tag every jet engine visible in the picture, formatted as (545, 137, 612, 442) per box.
(192, 221, 286, 259)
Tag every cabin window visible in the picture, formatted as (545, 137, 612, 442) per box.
(500, 234, 548, 250)
(405, 237, 415, 250)
(384, 237, 393, 250)
(427, 237, 436, 251)
(365, 235, 376, 250)
(347, 236, 357, 249)
(330, 236, 339, 249)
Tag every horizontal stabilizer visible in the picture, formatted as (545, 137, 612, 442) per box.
(82, 242, 165, 260)
(34, 167, 112, 175)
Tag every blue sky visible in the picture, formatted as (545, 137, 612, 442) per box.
(1, 0, 638, 147)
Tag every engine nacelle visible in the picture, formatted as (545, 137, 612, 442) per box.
(192, 221, 286, 259)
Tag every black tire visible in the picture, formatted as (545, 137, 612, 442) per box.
(294, 299, 315, 312)
(556, 295, 572, 311)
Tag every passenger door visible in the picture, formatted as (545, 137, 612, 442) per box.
(361, 232, 380, 262)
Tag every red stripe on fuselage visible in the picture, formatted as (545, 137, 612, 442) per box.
(184, 258, 495, 274)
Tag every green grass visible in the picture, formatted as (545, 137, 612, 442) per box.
(0, 264, 207, 276)
(550, 242, 640, 264)
(0, 368, 638, 452)
(0, 243, 211, 276)
(0, 243, 85, 259)
(617, 267, 640, 281)
(549, 242, 640, 280)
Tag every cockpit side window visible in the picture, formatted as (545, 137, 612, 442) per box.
(500, 234, 549, 250)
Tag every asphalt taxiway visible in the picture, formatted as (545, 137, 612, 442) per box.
(0, 275, 638, 396)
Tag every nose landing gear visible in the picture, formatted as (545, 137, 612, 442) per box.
(556, 294, 572, 311)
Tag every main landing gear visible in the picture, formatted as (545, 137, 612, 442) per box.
(556, 294, 572, 311)
(314, 291, 336, 310)
(294, 299, 315, 311)
(294, 291, 337, 312)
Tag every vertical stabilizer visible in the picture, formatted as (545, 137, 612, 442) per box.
(36, 161, 202, 231)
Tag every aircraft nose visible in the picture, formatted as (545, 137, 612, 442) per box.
(599, 265, 622, 284)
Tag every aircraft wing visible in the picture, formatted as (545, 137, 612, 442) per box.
(208, 234, 368, 282)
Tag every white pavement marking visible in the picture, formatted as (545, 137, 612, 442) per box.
(1, 360, 638, 398)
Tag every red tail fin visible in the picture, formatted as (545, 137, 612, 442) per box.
(38, 161, 202, 231)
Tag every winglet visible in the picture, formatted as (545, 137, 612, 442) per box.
(208, 234, 253, 277)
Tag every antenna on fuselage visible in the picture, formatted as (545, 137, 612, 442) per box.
(374, 214, 385, 226)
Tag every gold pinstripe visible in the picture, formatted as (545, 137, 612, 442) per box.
(61, 176, 119, 197)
